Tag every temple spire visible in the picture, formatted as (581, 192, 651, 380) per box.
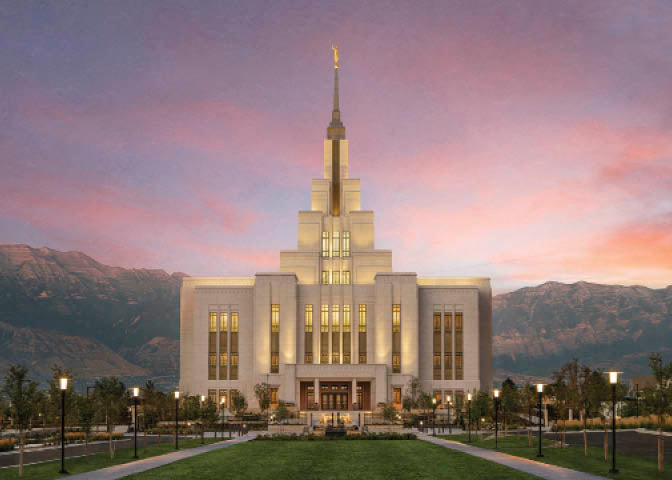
(327, 44, 345, 140)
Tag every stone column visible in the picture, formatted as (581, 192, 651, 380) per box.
(352, 378, 357, 410)
(314, 378, 320, 411)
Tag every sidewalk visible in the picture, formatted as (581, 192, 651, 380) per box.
(65, 433, 256, 480)
(419, 433, 609, 480)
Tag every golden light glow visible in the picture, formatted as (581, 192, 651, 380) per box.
(609, 371, 619, 384)
(536, 383, 544, 393)
(174, 391, 180, 400)
(494, 389, 500, 398)
(467, 393, 472, 401)
(200, 395, 206, 402)
(331, 44, 339, 69)
(132, 387, 140, 398)
(59, 377, 68, 391)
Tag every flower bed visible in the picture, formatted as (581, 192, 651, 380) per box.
(550, 415, 672, 432)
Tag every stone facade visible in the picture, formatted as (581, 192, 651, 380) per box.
(179, 63, 492, 413)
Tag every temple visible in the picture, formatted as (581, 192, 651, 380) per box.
(179, 51, 492, 422)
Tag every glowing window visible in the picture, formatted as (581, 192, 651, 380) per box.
(332, 305, 340, 332)
(343, 271, 350, 284)
(359, 304, 367, 332)
(343, 305, 351, 332)
(342, 232, 350, 257)
(322, 231, 329, 257)
(332, 232, 340, 257)
(322, 270, 329, 285)
(271, 304, 280, 333)
(305, 305, 313, 333)
(209, 312, 217, 332)
(392, 304, 401, 333)
(220, 312, 228, 332)
(231, 313, 239, 333)
(321, 305, 329, 332)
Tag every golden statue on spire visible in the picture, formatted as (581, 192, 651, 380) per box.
(331, 44, 339, 69)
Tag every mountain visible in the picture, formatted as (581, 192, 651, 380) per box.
(493, 281, 672, 383)
(0, 244, 182, 387)
(1, 244, 669, 388)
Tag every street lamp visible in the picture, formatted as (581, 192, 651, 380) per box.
(432, 397, 437, 436)
(131, 387, 140, 459)
(493, 389, 500, 449)
(536, 383, 544, 458)
(446, 395, 452, 435)
(608, 372, 620, 474)
(467, 393, 472, 443)
(220, 397, 226, 438)
(174, 390, 180, 450)
(419, 420, 423, 433)
(58, 377, 68, 474)
(200, 395, 206, 444)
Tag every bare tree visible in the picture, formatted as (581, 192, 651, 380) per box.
(3, 365, 38, 477)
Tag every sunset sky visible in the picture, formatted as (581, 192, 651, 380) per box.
(2, 1, 671, 292)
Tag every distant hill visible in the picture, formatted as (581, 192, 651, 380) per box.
(493, 281, 672, 383)
(0, 244, 182, 388)
(1, 244, 669, 388)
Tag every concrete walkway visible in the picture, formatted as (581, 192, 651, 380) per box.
(419, 433, 609, 480)
(66, 433, 255, 480)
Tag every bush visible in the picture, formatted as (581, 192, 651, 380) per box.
(254, 432, 416, 441)
(0, 438, 16, 452)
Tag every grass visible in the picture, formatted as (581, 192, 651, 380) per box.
(124, 440, 540, 479)
(438, 433, 672, 480)
(0, 437, 224, 480)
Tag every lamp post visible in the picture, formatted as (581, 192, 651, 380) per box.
(432, 397, 437, 436)
(200, 395, 206, 444)
(58, 377, 68, 474)
(420, 420, 423, 433)
(536, 383, 544, 458)
(493, 389, 500, 449)
(220, 397, 226, 438)
(608, 372, 619, 474)
(635, 383, 639, 418)
(467, 393, 472, 443)
(446, 395, 452, 435)
(132, 387, 140, 459)
(174, 390, 180, 450)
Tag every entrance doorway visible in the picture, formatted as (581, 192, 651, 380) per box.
(320, 383, 350, 410)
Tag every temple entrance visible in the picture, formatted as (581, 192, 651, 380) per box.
(320, 382, 350, 410)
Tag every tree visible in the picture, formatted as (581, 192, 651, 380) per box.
(501, 378, 519, 435)
(182, 395, 201, 422)
(401, 377, 423, 412)
(201, 399, 218, 433)
(382, 403, 396, 424)
(78, 393, 95, 457)
(644, 353, 672, 473)
(254, 383, 271, 416)
(275, 401, 290, 424)
(3, 365, 38, 477)
(93, 377, 127, 459)
(231, 393, 248, 416)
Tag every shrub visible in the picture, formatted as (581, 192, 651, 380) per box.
(0, 438, 16, 452)
(254, 432, 416, 441)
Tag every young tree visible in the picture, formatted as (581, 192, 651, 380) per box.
(142, 380, 162, 443)
(3, 365, 38, 477)
(78, 393, 95, 457)
(402, 376, 422, 412)
(231, 393, 248, 417)
(382, 403, 396, 424)
(644, 353, 672, 472)
(201, 399, 218, 435)
(275, 400, 290, 424)
(522, 381, 537, 446)
(93, 377, 127, 459)
(501, 378, 519, 436)
(254, 383, 271, 416)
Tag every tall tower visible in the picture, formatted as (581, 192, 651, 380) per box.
(327, 45, 345, 216)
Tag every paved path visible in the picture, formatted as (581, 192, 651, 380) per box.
(419, 433, 609, 480)
(65, 434, 255, 480)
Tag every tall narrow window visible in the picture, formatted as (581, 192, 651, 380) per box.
(343, 305, 351, 364)
(322, 270, 329, 285)
(343, 271, 350, 284)
(455, 312, 464, 380)
(333, 271, 340, 285)
(322, 231, 329, 257)
(271, 304, 279, 373)
(320, 305, 329, 364)
(342, 232, 350, 257)
(208, 389, 217, 405)
(393, 387, 402, 406)
(358, 304, 367, 364)
(392, 304, 401, 373)
(270, 388, 279, 407)
(433, 312, 441, 380)
(304, 305, 313, 364)
(219, 390, 227, 409)
(332, 231, 340, 257)
(208, 312, 217, 380)
(219, 312, 228, 380)
(445, 312, 453, 380)
(332, 305, 340, 364)
(230, 312, 239, 380)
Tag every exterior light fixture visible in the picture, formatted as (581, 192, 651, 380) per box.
(131, 387, 140, 459)
(174, 390, 180, 450)
(607, 372, 620, 474)
(493, 389, 500, 448)
(58, 377, 69, 474)
(536, 383, 544, 458)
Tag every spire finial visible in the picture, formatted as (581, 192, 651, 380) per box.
(327, 45, 345, 140)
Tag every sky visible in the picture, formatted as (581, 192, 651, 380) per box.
(1, 0, 671, 293)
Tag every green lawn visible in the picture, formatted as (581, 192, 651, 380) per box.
(124, 440, 540, 480)
(438, 433, 672, 480)
(1, 437, 224, 480)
